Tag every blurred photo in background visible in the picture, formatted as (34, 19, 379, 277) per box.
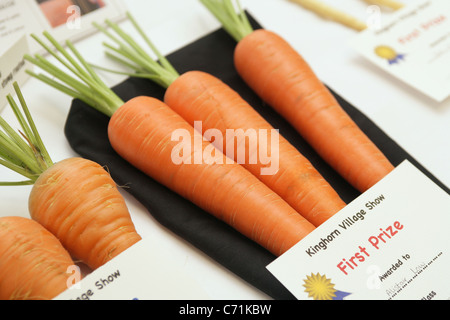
(36, 0, 106, 28)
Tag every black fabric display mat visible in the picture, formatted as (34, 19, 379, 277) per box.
(64, 17, 449, 300)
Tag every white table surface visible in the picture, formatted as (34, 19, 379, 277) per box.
(0, 0, 448, 300)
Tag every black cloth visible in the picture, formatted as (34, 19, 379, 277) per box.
(64, 17, 449, 300)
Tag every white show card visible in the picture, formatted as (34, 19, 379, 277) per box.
(351, 0, 450, 102)
(0, 35, 30, 111)
(267, 161, 450, 300)
(0, 0, 128, 110)
(55, 237, 211, 300)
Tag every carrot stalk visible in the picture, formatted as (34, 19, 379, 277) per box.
(91, 12, 347, 227)
(199, 0, 253, 42)
(199, 0, 395, 193)
(0, 84, 53, 184)
(0, 216, 78, 300)
(25, 32, 124, 117)
(92, 13, 179, 87)
(9, 85, 52, 168)
(25, 31, 316, 255)
(0, 83, 141, 270)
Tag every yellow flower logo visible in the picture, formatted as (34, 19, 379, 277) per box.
(303, 273, 351, 300)
(374, 45, 405, 65)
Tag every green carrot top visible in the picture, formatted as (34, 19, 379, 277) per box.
(92, 5, 252, 84)
(92, 11, 179, 89)
(24, 32, 124, 118)
(0, 82, 53, 186)
(24, 3, 251, 117)
(199, 0, 254, 42)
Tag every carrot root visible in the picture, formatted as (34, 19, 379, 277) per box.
(0, 216, 77, 300)
(234, 29, 394, 192)
(29, 157, 142, 270)
(108, 96, 316, 256)
(164, 70, 347, 226)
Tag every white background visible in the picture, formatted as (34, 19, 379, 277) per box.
(0, 0, 449, 300)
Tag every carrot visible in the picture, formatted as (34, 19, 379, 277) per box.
(0, 82, 141, 270)
(28, 157, 142, 270)
(0, 216, 77, 300)
(24, 32, 316, 256)
(109, 96, 315, 255)
(199, 0, 395, 193)
(89, 12, 346, 227)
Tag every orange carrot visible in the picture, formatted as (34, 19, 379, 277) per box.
(200, 0, 395, 193)
(29, 157, 142, 270)
(25, 32, 316, 256)
(108, 96, 315, 255)
(90, 13, 346, 227)
(0, 216, 77, 300)
(0, 83, 141, 270)
(165, 71, 346, 226)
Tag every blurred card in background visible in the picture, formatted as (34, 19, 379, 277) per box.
(0, 35, 29, 111)
(351, 0, 450, 103)
(0, 0, 127, 52)
(0, 0, 127, 110)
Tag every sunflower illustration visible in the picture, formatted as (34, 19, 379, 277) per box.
(374, 45, 406, 65)
(303, 273, 351, 300)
